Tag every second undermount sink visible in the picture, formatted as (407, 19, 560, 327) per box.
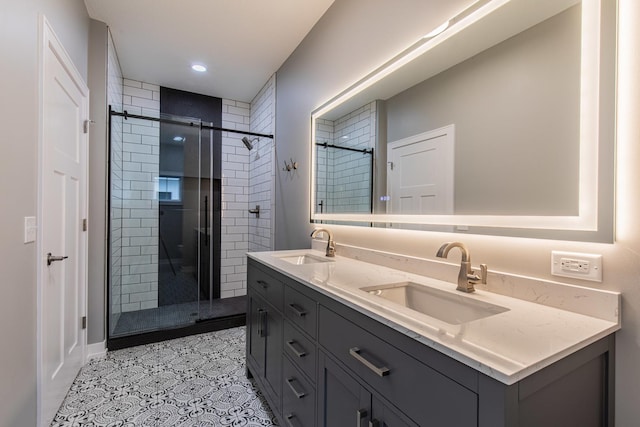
(277, 253, 335, 265)
(361, 281, 509, 325)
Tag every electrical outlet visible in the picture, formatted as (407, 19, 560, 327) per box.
(551, 251, 602, 282)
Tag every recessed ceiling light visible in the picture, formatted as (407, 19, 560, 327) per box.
(191, 64, 207, 72)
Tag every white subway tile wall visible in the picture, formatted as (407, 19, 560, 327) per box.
(108, 30, 123, 333)
(316, 102, 375, 213)
(221, 99, 251, 298)
(249, 74, 276, 252)
(119, 79, 160, 312)
(109, 77, 276, 308)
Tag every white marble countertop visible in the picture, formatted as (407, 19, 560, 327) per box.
(248, 249, 620, 385)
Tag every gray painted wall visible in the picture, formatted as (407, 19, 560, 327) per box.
(0, 1, 90, 425)
(275, 0, 640, 425)
(87, 19, 109, 345)
(275, 0, 470, 250)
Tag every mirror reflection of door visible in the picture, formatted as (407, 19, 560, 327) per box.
(387, 125, 454, 214)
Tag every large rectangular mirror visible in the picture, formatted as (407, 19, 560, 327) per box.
(310, 0, 616, 242)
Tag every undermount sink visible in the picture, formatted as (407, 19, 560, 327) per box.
(361, 281, 509, 325)
(278, 253, 335, 265)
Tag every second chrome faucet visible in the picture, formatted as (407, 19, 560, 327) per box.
(436, 242, 487, 293)
(311, 228, 336, 257)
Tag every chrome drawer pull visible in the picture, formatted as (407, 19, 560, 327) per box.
(288, 303, 307, 317)
(356, 409, 368, 427)
(349, 347, 390, 377)
(286, 414, 301, 427)
(286, 340, 307, 358)
(286, 377, 306, 399)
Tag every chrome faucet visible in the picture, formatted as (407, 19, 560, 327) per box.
(436, 242, 487, 293)
(310, 228, 336, 257)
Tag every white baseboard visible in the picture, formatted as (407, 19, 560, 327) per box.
(87, 341, 107, 361)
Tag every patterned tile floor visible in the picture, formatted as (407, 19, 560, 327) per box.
(52, 327, 278, 426)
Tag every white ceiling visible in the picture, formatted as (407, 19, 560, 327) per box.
(84, 0, 335, 102)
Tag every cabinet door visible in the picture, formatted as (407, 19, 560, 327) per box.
(247, 293, 266, 376)
(371, 397, 418, 427)
(264, 305, 283, 410)
(318, 352, 371, 427)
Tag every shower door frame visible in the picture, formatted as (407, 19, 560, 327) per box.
(105, 107, 273, 350)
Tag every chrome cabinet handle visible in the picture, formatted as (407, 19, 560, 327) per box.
(286, 414, 301, 427)
(286, 340, 307, 358)
(257, 309, 266, 337)
(349, 347, 390, 377)
(288, 303, 307, 317)
(356, 409, 368, 427)
(286, 377, 306, 399)
(47, 253, 68, 266)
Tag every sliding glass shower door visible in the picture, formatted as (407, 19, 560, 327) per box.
(109, 111, 215, 339)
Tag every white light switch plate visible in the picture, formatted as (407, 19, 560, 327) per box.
(24, 216, 36, 243)
(551, 251, 602, 282)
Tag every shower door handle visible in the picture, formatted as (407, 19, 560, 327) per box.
(204, 195, 208, 246)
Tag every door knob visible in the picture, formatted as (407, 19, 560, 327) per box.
(47, 253, 68, 266)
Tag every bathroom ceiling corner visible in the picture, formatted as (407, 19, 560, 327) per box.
(84, 0, 335, 102)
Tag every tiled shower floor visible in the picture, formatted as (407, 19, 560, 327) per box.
(52, 327, 277, 426)
(112, 296, 247, 337)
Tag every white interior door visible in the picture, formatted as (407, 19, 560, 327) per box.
(38, 16, 89, 427)
(387, 125, 455, 214)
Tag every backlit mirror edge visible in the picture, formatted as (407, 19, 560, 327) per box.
(309, 0, 616, 243)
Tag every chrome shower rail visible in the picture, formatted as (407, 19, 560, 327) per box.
(109, 108, 274, 139)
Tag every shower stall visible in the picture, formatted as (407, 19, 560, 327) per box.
(107, 104, 272, 348)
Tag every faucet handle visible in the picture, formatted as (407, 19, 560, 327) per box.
(479, 264, 488, 284)
(469, 264, 488, 284)
(327, 240, 336, 257)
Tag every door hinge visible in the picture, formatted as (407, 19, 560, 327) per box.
(83, 119, 94, 134)
(82, 218, 87, 232)
(82, 316, 87, 329)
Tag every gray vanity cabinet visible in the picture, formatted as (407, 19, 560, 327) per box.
(246, 258, 615, 427)
(283, 355, 316, 427)
(318, 305, 477, 426)
(318, 351, 418, 427)
(281, 277, 320, 426)
(246, 265, 284, 413)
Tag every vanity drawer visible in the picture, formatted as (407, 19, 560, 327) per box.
(248, 264, 283, 311)
(284, 286, 317, 338)
(282, 356, 315, 427)
(283, 321, 316, 382)
(318, 305, 477, 427)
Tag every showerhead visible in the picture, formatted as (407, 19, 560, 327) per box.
(242, 136, 258, 150)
